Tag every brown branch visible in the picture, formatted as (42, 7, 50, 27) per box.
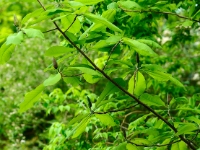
(127, 139, 181, 147)
(64, 15, 78, 33)
(119, 7, 200, 23)
(95, 103, 139, 114)
(43, 28, 58, 33)
(102, 40, 121, 70)
(36, 1, 196, 149)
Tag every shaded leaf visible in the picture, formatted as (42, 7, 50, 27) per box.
(95, 114, 116, 126)
(43, 73, 61, 86)
(63, 77, 81, 87)
(176, 123, 198, 136)
(19, 84, 44, 113)
(137, 39, 162, 49)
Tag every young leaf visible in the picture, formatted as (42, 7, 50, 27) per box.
(117, 1, 141, 10)
(63, 77, 81, 87)
(74, 0, 103, 5)
(128, 71, 146, 97)
(123, 38, 157, 57)
(71, 117, 90, 138)
(140, 93, 165, 106)
(171, 141, 188, 150)
(45, 46, 75, 57)
(83, 74, 100, 84)
(6, 31, 24, 45)
(114, 142, 127, 150)
(84, 13, 122, 33)
(66, 113, 89, 128)
(126, 143, 138, 150)
(22, 28, 44, 39)
(19, 84, 44, 113)
(0, 43, 16, 64)
(43, 73, 61, 86)
(95, 114, 116, 126)
(176, 123, 198, 136)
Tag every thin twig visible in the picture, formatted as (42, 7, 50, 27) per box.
(102, 40, 121, 70)
(127, 139, 181, 147)
(36, 1, 196, 149)
(95, 103, 139, 114)
(43, 28, 58, 33)
(119, 6, 200, 23)
(64, 15, 78, 33)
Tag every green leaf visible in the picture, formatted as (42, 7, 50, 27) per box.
(137, 39, 162, 49)
(69, 64, 101, 76)
(182, 20, 193, 27)
(45, 46, 75, 57)
(43, 73, 61, 86)
(114, 142, 127, 150)
(186, 116, 200, 124)
(19, 84, 44, 113)
(144, 70, 171, 81)
(83, 74, 100, 84)
(128, 114, 149, 130)
(0, 43, 16, 64)
(142, 64, 167, 72)
(126, 143, 138, 150)
(61, 14, 81, 34)
(128, 71, 146, 96)
(123, 38, 157, 57)
(72, 117, 90, 138)
(6, 31, 24, 45)
(84, 13, 122, 32)
(66, 113, 89, 128)
(140, 93, 165, 106)
(171, 141, 188, 150)
(22, 28, 44, 39)
(131, 138, 151, 145)
(63, 77, 81, 87)
(168, 76, 185, 89)
(176, 123, 198, 136)
(117, 1, 141, 10)
(74, 0, 103, 5)
(95, 114, 116, 126)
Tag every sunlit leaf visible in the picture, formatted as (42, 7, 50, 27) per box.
(176, 123, 198, 136)
(0, 43, 16, 64)
(140, 93, 165, 106)
(22, 28, 44, 39)
(126, 143, 138, 150)
(6, 31, 24, 45)
(45, 46, 75, 57)
(66, 113, 89, 128)
(95, 114, 116, 126)
(137, 39, 162, 49)
(74, 0, 103, 5)
(19, 84, 44, 113)
(43, 73, 61, 86)
(117, 1, 141, 10)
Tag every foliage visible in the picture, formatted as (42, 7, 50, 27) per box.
(1, 0, 200, 150)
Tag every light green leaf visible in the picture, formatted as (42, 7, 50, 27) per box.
(142, 64, 166, 72)
(0, 43, 16, 64)
(169, 76, 185, 89)
(131, 138, 151, 145)
(137, 39, 162, 49)
(144, 70, 171, 81)
(63, 77, 81, 87)
(117, 1, 141, 10)
(43, 73, 61, 86)
(6, 31, 24, 45)
(186, 116, 200, 124)
(95, 114, 116, 126)
(45, 46, 75, 57)
(128, 114, 149, 130)
(171, 141, 188, 150)
(123, 37, 157, 56)
(70, 64, 101, 76)
(182, 20, 193, 27)
(84, 13, 122, 32)
(61, 14, 81, 34)
(83, 74, 100, 84)
(114, 142, 127, 150)
(66, 113, 89, 128)
(140, 93, 165, 106)
(22, 28, 44, 39)
(176, 123, 198, 136)
(128, 71, 146, 96)
(72, 117, 90, 138)
(74, 0, 103, 5)
(19, 84, 44, 113)
(126, 143, 138, 150)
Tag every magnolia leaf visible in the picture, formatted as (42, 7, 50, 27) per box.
(144, 70, 171, 81)
(114, 142, 127, 150)
(83, 74, 100, 84)
(117, 1, 141, 10)
(169, 76, 185, 89)
(72, 117, 90, 138)
(0, 43, 16, 64)
(63, 77, 81, 87)
(22, 28, 44, 39)
(74, 0, 103, 5)
(61, 14, 81, 34)
(140, 93, 165, 106)
(19, 84, 44, 113)
(123, 37, 157, 56)
(171, 141, 188, 150)
(95, 114, 116, 126)
(45, 46, 75, 57)
(137, 39, 162, 49)
(131, 138, 151, 145)
(43, 73, 61, 86)
(66, 113, 89, 128)
(6, 31, 24, 45)
(84, 13, 122, 32)
(176, 123, 198, 136)
(128, 71, 146, 96)
(126, 143, 138, 150)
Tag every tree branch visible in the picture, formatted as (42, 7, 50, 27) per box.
(119, 7, 200, 23)
(43, 28, 57, 33)
(64, 15, 78, 33)
(36, 1, 196, 149)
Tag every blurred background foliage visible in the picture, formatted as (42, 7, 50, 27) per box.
(0, 0, 200, 149)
